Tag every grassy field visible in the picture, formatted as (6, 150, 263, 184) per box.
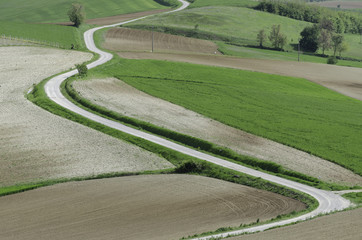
(92, 57, 362, 175)
(127, 6, 312, 49)
(217, 42, 362, 68)
(0, 0, 168, 23)
(0, 21, 85, 49)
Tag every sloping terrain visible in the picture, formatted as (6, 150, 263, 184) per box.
(103, 27, 220, 54)
(229, 207, 362, 240)
(0, 46, 172, 187)
(74, 78, 362, 186)
(0, 175, 306, 240)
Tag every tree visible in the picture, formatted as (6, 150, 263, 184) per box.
(331, 34, 344, 56)
(76, 63, 88, 77)
(299, 24, 319, 52)
(337, 42, 348, 57)
(318, 28, 331, 55)
(257, 29, 267, 48)
(68, 3, 85, 28)
(268, 25, 287, 50)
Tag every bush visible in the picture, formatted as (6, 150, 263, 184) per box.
(175, 160, 208, 173)
(327, 56, 338, 64)
(76, 63, 88, 76)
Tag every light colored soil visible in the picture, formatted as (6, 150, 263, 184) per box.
(0, 174, 306, 240)
(74, 78, 362, 186)
(0, 46, 173, 187)
(117, 52, 362, 102)
(312, 1, 362, 9)
(229, 207, 362, 240)
(103, 27, 220, 54)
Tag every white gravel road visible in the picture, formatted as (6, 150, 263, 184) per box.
(43, 0, 353, 239)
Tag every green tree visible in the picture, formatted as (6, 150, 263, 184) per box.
(331, 34, 344, 56)
(268, 25, 287, 50)
(337, 42, 348, 57)
(67, 3, 85, 28)
(299, 24, 319, 52)
(76, 63, 88, 77)
(257, 29, 267, 48)
(318, 28, 331, 55)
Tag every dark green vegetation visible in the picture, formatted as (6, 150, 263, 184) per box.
(343, 192, 362, 205)
(255, 0, 362, 34)
(90, 57, 362, 176)
(0, 0, 168, 23)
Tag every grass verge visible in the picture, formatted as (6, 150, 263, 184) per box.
(343, 192, 362, 205)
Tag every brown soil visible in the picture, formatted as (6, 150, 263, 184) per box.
(0, 174, 306, 240)
(229, 207, 362, 240)
(0, 47, 173, 187)
(103, 27, 220, 54)
(56, 9, 169, 26)
(74, 78, 362, 186)
(117, 52, 362, 102)
(312, 1, 362, 9)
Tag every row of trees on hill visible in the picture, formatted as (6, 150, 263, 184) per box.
(255, 0, 362, 34)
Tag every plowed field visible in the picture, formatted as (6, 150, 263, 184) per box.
(229, 207, 362, 240)
(0, 175, 306, 240)
(0, 47, 172, 187)
(74, 78, 362, 186)
(103, 27, 220, 54)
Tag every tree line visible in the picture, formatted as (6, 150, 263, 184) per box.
(255, 0, 362, 34)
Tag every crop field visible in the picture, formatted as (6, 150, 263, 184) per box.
(312, 1, 362, 9)
(0, 47, 172, 187)
(229, 207, 362, 240)
(0, 0, 168, 23)
(0, 175, 306, 240)
(73, 77, 362, 186)
(103, 27, 220, 54)
(126, 6, 311, 49)
(90, 57, 362, 176)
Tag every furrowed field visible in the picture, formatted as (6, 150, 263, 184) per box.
(92, 57, 362, 175)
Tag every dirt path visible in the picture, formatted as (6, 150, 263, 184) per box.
(0, 175, 306, 240)
(228, 207, 362, 240)
(118, 51, 362, 102)
(0, 47, 172, 187)
(74, 78, 362, 186)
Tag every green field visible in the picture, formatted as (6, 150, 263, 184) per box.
(92, 58, 362, 175)
(127, 6, 312, 49)
(0, 0, 168, 23)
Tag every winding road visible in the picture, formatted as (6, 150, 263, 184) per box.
(44, 0, 353, 239)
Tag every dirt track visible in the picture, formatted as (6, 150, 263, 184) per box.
(74, 77, 362, 186)
(229, 207, 362, 240)
(0, 47, 172, 187)
(0, 174, 305, 240)
(103, 27, 220, 54)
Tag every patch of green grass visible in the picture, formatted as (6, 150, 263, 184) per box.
(343, 192, 362, 205)
(127, 6, 312, 50)
(94, 58, 362, 176)
(217, 42, 362, 68)
(188, 0, 259, 8)
(0, 0, 169, 23)
(0, 21, 86, 49)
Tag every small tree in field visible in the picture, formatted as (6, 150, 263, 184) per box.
(68, 3, 85, 28)
(76, 63, 88, 77)
(331, 34, 344, 56)
(318, 28, 331, 55)
(257, 29, 267, 48)
(337, 42, 348, 57)
(269, 25, 287, 50)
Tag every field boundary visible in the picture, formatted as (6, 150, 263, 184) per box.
(0, 34, 63, 48)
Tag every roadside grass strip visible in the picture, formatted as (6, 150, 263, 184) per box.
(90, 58, 362, 176)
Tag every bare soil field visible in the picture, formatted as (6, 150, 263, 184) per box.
(312, 1, 362, 9)
(118, 52, 362, 102)
(0, 47, 172, 187)
(0, 174, 306, 240)
(74, 78, 362, 186)
(103, 27, 220, 54)
(229, 207, 362, 240)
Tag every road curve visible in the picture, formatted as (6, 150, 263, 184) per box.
(43, 1, 352, 239)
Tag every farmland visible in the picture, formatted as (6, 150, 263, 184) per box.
(0, 175, 306, 240)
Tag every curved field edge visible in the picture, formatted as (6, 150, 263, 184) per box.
(19, 68, 319, 232)
(64, 74, 358, 191)
(90, 57, 362, 176)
